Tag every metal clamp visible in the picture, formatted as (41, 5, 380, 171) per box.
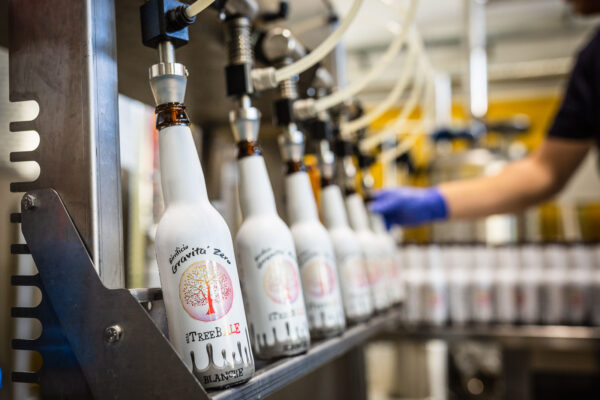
(18, 189, 209, 400)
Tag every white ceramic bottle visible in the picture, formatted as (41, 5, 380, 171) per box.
(281, 127, 346, 338)
(346, 193, 391, 312)
(404, 244, 426, 324)
(370, 213, 404, 305)
(447, 244, 471, 325)
(591, 243, 600, 326)
(494, 245, 518, 324)
(541, 244, 568, 325)
(232, 109, 310, 359)
(566, 244, 593, 325)
(471, 244, 494, 324)
(151, 46, 254, 389)
(321, 183, 374, 324)
(519, 244, 543, 324)
(422, 245, 448, 326)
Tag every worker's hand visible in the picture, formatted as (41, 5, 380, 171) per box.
(369, 186, 449, 228)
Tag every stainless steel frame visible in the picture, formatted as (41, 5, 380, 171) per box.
(9, 0, 123, 288)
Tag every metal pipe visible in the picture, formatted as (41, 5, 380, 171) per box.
(158, 41, 176, 64)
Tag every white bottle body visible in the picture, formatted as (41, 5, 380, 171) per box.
(471, 245, 494, 324)
(591, 244, 600, 326)
(541, 244, 567, 324)
(370, 213, 404, 305)
(235, 155, 310, 359)
(519, 244, 543, 324)
(321, 185, 374, 323)
(404, 245, 426, 324)
(447, 245, 471, 325)
(494, 246, 518, 324)
(566, 244, 593, 325)
(422, 245, 448, 326)
(155, 125, 253, 389)
(346, 193, 390, 311)
(286, 172, 346, 337)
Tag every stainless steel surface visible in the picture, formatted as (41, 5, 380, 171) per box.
(262, 27, 306, 63)
(149, 64, 189, 105)
(9, 0, 124, 288)
(278, 123, 305, 162)
(225, 16, 254, 65)
(229, 101, 261, 142)
(19, 188, 210, 400)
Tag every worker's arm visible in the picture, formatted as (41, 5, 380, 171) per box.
(370, 137, 593, 227)
(439, 137, 593, 219)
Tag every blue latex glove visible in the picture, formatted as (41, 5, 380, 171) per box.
(369, 187, 449, 228)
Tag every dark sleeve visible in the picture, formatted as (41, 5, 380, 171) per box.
(548, 30, 600, 141)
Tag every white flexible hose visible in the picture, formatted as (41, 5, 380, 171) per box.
(378, 126, 422, 164)
(377, 71, 435, 164)
(359, 55, 427, 152)
(341, 33, 420, 136)
(185, 0, 215, 18)
(275, 0, 365, 82)
(307, 0, 418, 115)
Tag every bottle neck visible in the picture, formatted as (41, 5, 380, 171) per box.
(285, 160, 306, 175)
(286, 171, 319, 224)
(157, 103, 209, 206)
(345, 193, 371, 231)
(237, 140, 262, 159)
(321, 184, 349, 229)
(237, 144, 277, 218)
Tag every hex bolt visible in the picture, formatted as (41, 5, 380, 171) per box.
(22, 194, 37, 210)
(104, 325, 123, 343)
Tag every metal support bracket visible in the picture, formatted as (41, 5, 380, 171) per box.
(19, 188, 209, 400)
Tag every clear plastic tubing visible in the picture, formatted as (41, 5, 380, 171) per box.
(184, 0, 215, 17)
(359, 56, 427, 153)
(274, 0, 365, 83)
(311, 0, 418, 114)
(341, 35, 420, 136)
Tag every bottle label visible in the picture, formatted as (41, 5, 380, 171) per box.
(338, 256, 373, 319)
(365, 258, 389, 311)
(180, 260, 234, 322)
(298, 252, 345, 333)
(238, 245, 310, 358)
(159, 242, 254, 389)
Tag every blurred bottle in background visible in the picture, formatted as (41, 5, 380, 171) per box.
(471, 244, 495, 325)
(494, 245, 518, 324)
(447, 244, 471, 325)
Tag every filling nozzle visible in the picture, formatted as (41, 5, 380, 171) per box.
(357, 153, 377, 200)
(149, 41, 189, 106)
(221, 15, 263, 144)
(229, 95, 261, 143)
(318, 139, 336, 184)
(278, 123, 305, 163)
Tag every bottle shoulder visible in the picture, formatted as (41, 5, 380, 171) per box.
(236, 215, 294, 243)
(156, 203, 232, 244)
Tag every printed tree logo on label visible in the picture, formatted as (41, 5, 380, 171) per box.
(180, 261, 234, 322)
(366, 260, 383, 285)
(343, 258, 369, 290)
(302, 260, 335, 297)
(263, 259, 301, 304)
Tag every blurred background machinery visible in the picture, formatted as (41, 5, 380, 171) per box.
(1, 1, 600, 400)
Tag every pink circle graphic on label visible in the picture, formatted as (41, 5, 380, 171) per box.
(301, 259, 336, 297)
(263, 258, 301, 304)
(365, 260, 383, 285)
(179, 260, 234, 322)
(342, 258, 369, 289)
